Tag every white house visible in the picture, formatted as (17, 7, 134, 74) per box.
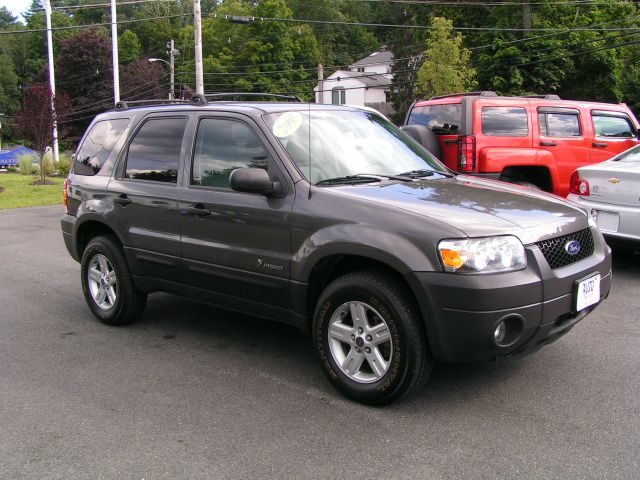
(314, 48, 393, 112)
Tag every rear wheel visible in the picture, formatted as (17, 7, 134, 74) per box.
(81, 235, 146, 326)
(313, 271, 433, 405)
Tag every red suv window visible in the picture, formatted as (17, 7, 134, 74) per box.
(481, 107, 528, 137)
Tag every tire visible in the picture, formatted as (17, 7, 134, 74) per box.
(512, 181, 541, 191)
(400, 125, 441, 159)
(80, 235, 147, 326)
(312, 271, 433, 405)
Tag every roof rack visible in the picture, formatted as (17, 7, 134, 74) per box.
(429, 91, 497, 100)
(517, 94, 561, 100)
(192, 92, 303, 103)
(114, 92, 302, 111)
(114, 98, 193, 110)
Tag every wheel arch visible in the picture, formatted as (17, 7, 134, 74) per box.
(75, 215, 123, 259)
(499, 165, 555, 192)
(304, 253, 427, 336)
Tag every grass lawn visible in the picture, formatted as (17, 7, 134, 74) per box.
(0, 173, 64, 210)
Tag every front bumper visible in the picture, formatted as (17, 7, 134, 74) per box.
(405, 228, 612, 363)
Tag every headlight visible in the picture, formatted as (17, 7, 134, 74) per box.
(438, 235, 527, 274)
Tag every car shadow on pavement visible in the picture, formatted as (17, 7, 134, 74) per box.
(127, 291, 538, 409)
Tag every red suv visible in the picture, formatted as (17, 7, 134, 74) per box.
(403, 92, 639, 196)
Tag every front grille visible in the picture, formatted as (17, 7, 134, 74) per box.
(536, 228, 594, 269)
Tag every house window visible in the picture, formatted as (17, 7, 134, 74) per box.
(357, 67, 365, 72)
(332, 87, 346, 105)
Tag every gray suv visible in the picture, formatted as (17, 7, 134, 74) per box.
(61, 98, 612, 405)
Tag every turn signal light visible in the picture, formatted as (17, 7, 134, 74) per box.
(440, 248, 464, 269)
(569, 171, 589, 196)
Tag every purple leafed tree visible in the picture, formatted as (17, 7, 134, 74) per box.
(15, 84, 71, 183)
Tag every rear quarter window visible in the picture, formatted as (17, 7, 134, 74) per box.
(481, 107, 529, 137)
(407, 104, 461, 134)
(73, 118, 130, 176)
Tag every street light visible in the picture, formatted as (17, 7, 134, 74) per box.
(148, 58, 173, 100)
(149, 41, 179, 100)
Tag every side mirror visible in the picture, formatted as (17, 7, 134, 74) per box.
(230, 168, 284, 197)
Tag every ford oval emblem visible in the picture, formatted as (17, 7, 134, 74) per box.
(565, 240, 581, 256)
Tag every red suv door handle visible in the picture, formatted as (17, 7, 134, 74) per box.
(592, 142, 608, 148)
(540, 141, 557, 146)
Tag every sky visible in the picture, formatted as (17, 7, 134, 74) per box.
(1, 0, 31, 22)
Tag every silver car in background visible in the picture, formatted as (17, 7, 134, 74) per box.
(568, 145, 640, 250)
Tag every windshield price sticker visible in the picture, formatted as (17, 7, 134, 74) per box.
(272, 112, 303, 138)
(575, 273, 601, 311)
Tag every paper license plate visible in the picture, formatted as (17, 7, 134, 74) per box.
(575, 274, 601, 311)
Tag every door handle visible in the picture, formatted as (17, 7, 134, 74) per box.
(181, 205, 211, 216)
(593, 142, 608, 148)
(540, 141, 557, 146)
(113, 194, 132, 206)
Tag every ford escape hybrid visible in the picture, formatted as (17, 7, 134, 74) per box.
(61, 97, 612, 405)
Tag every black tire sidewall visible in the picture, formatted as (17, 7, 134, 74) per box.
(80, 237, 127, 325)
(313, 275, 416, 404)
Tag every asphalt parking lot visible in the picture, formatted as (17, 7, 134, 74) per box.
(1, 205, 639, 479)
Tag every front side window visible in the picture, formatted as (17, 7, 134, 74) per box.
(592, 114, 636, 138)
(264, 110, 447, 185)
(74, 118, 129, 176)
(482, 107, 529, 137)
(124, 117, 187, 183)
(538, 111, 581, 137)
(407, 104, 461, 134)
(191, 118, 270, 188)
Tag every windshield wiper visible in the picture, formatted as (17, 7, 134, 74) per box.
(316, 175, 383, 185)
(397, 168, 455, 179)
(316, 173, 411, 185)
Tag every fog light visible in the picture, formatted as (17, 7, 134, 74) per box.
(494, 321, 506, 345)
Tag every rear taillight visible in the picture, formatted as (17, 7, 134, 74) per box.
(569, 171, 590, 196)
(63, 177, 69, 212)
(457, 135, 476, 172)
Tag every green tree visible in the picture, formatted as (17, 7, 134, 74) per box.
(0, 54, 20, 115)
(416, 17, 476, 99)
(119, 29, 141, 64)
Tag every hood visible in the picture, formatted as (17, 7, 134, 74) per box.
(333, 175, 589, 245)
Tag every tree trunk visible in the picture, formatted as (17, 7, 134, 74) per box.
(522, 0, 532, 38)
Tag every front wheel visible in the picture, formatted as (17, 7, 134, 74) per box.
(81, 235, 147, 326)
(313, 271, 433, 405)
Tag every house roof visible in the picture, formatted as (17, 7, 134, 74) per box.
(326, 70, 392, 88)
(351, 49, 394, 68)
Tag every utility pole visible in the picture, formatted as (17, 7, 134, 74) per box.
(111, 0, 120, 103)
(43, 0, 59, 164)
(193, 0, 204, 95)
(167, 39, 179, 100)
(317, 63, 324, 104)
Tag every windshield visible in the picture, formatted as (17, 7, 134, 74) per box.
(264, 110, 449, 184)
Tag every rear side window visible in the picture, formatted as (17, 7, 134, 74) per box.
(592, 114, 636, 138)
(124, 117, 187, 183)
(482, 107, 528, 136)
(407, 104, 461, 134)
(74, 119, 129, 176)
(191, 118, 270, 189)
(538, 110, 581, 137)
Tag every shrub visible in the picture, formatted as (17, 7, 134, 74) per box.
(55, 155, 72, 177)
(7, 166, 17, 173)
(42, 158, 54, 176)
(17, 154, 38, 176)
